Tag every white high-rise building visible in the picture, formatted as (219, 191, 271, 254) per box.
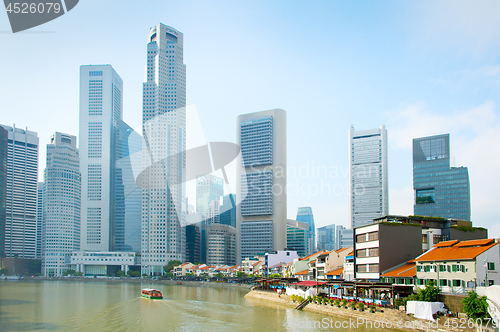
(36, 182, 43, 259)
(1, 124, 38, 259)
(236, 109, 287, 262)
(196, 174, 223, 217)
(42, 132, 81, 276)
(348, 125, 388, 229)
(79, 65, 123, 252)
(141, 23, 187, 275)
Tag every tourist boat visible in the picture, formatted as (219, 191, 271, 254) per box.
(141, 289, 163, 300)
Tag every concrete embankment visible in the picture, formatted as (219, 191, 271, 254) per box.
(244, 290, 476, 332)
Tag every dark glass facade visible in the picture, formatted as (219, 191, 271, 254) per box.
(413, 134, 470, 220)
(0, 126, 7, 258)
(185, 224, 201, 263)
(220, 194, 236, 228)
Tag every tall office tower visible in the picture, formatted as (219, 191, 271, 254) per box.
(196, 174, 223, 217)
(296, 207, 315, 254)
(185, 224, 201, 263)
(348, 125, 388, 229)
(36, 182, 43, 259)
(42, 132, 81, 276)
(236, 109, 287, 262)
(413, 134, 470, 220)
(220, 194, 236, 228)
(317, 224, 336, 252)
(1, 124, 38, 258)
(114, 121, 142, 253)
(141, 23, 186, 275)
(207, 224, 236, 266)
(0, 126, 7, 258)
(335, 225, 353, 250)
(79, 65, 123, 252)
(286, 220, 310, 257)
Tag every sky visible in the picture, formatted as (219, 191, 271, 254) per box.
(1, 0, 500, 236)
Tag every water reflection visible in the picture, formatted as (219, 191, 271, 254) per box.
(0, 281, 399, 332)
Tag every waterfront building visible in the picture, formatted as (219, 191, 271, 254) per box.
(317, 224, 336, 252)
(413, 134, 470, 221)
(79, 65, 123, 252)
(0, 126, 7, 259)
(1, 124, 38, 258)
(141, 23, 187, 275)
(324, 247, 352, 277)
(348, 125, 388, 229)
(207, 224, 236, 266)
(354, 222, 422, 281)
(71, 251, 137, 275)
(42, 132, 81, 277)
(237, 109, 287, 262)
(286, 220, 310, 257)
(415, 239, 499, 290)
(264, 250, 299, 277)
(220, 194, 236, 228)
(36, 182, 43, 259)
(296, 207, 315, 254)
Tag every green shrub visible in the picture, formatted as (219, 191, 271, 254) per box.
(462, 292, 490, 320)
(334, 299, 340, 306)
(341, 299, 348, 307)
(358, 302, 365, 310)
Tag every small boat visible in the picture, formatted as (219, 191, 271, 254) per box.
(141, 288, 163, 300)
(176, 281, 182, 285)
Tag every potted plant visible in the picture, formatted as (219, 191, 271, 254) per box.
(369, 304, 375, 313)
(324, 298, 328, 305)
(341, 299, 348, 308)
(307, 295, 313, 303)
(358, 302, 365, 312)
(350, 301, 357, 310)
(330, 298, 334, 306)
(291, 295, 296, 302)
(334, 299, 340, 307)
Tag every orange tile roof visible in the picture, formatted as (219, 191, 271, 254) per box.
(325, 267, 343, 276)
(381, 263, 416, 278)
(294, 269, 310, 275)
(346, 251, 353, 256)
(416, 239, 498, 262)
(434, 240, 459, 248)
(455, 239, 495, 247)
(300, 251, 328, 261)
(336, 247, 349, 253)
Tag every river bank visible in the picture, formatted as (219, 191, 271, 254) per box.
(245, 290, 477, 332)
(3, 276, 253, 289)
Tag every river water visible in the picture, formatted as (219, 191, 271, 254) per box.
(0, 280, 399, 331)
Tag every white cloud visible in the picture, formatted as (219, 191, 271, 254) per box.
(387, 101, 500, 237)
(407, 0, 500, 56)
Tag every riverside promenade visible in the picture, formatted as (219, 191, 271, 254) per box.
(245, 290, 477, 332)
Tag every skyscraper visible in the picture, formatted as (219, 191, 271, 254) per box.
(36, 182, 43, 259)
(0, 126, 7, 259)
(42, 132, 81, 276)
(79, 65, 123, 252)
(1, 124, 38, 258)
(236, 109, 287, 262)
(413, 134, 470, 220)
(335, 225, 353, 250)
(296, 207, 315, 254)
(207, 224, 236, 266)
(348, 125, 388, 229)
(317, 224, 336, 252)
(196, 174, 223, 217)
(286, 220, 309, 257)
(220, 194, 236, 228)
(141, 23, 186, 275)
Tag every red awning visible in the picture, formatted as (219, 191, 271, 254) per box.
(291, 280, 327, 286)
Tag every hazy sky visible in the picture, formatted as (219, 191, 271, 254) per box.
(1, 0, 500, 236)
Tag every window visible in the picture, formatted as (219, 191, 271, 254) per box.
(356, 234, 366, 243)
(368, 248, 378, 257)
(368, 232, 378, 241)
(356, 249, 367, 258)
(452, 279, 462, 287)
(439, 279, 448, 286)
(422, 234, 428, 244)
(488, 262, 495, 271)
(439, 265, 446, 272)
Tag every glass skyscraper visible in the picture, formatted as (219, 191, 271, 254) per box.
(348, 125, 388, 229)
(317, 224, 336, 252)
(286, 220, 309, 257)
(0, 126, 7, 259)
(220, 194, 236, 228)
(1, 124, 38, 259)
(237, 109, 287, 262)
(413, 134, 470, 220)
(296, 207, 315, 254)
(42, 132, 81, 276)
(141, 23, 186, 275)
